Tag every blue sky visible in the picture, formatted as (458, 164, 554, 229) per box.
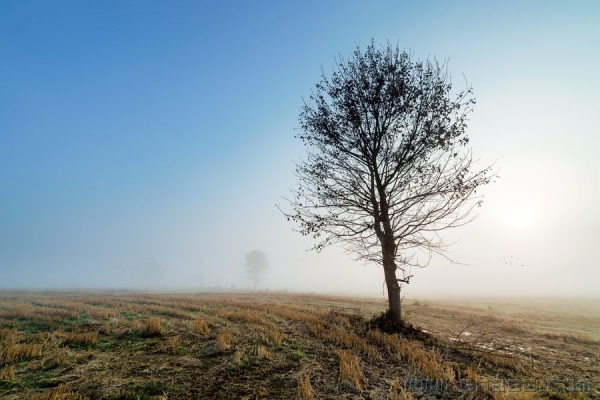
(1, 1, 599, 295)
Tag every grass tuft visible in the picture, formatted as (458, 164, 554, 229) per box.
(143, 318, 162, 336)
(262, 327, 286, 346)
(336, 349, 364, 390)
(254, 344, 270, 359)
(26, 383, 91, 400)
(191, 317, 210, 334)
(1, 343, 43, 363)
(297, 373, 314, 399)
(217, 329, 233, 351)
(0, 327, 18, 342)
(64, 332, 99, 346)
(0, 365, 15, 381)
(389, 377, 414, 400)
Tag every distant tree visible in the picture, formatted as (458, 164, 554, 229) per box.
(280, 40, 493, 323)
(246, 250, 268, 290)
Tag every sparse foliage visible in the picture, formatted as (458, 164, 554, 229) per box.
(281, 40, 493, 322)
(245, 250, 269, 290)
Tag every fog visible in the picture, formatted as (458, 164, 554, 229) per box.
(1, 1, 598, 298)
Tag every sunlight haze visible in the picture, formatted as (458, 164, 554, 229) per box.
(1, 1, 598, 297)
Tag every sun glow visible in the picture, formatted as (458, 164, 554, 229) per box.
(504, 202, 535, 230)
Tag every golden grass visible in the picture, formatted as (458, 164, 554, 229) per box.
(217, 329, 233, 351)
(40, 344, 72, 370)
(0, 364, 15, 381)
(297, 373, 315, 399)
(130, 319, 143, 332)
(230, 349, 247, 368)
(28, 331, 55, 343)
(261, 327, 286, 346)
(328, 326, 379, 359)
(367, 330, 456, 382)
(26, 383, 91, 400)
(163, 336, 180, 354)
(254, 344, 270, 359)
(0, 291, 597, 399)
(144, 317, 162, 336)
(0, 327, 18, 342)
(492, 391, 541, 400)
(99, 322, 111, 335)
(0, 343, 43, 363)
(336, 349, 364, 390)
(367, 329, 397, 350)
(64, 332, 99, 346)
(389, 377, 414, 400)
(216, 309, 268, 325)
(540, 330, 596, 344)
(82, 305, 119, 319)
(191, 317, 210, 334)
(477, 351, 521, 370)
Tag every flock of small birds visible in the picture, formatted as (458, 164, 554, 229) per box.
(500, 256, 524, 266)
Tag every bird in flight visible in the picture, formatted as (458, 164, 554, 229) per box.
(499, 256, 524, 266)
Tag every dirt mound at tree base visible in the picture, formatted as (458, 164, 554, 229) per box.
(368, 311, 438, 344)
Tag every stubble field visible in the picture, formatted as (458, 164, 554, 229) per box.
(0, 291, 598, 399)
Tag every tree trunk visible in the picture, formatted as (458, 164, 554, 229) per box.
(383, 247, 402, 323)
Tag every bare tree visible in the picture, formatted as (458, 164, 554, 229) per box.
(280, 40, 493, 323)
(246, 250, 268, 290)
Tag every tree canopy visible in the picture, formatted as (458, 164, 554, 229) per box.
(246, 250, 268, 290)
(282, 40, 493, 322)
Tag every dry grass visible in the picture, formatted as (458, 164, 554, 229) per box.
(40, 345, 72, 370)
(256, 345, 271, 359)
(540, 330, 596, 344)
(368, 329, 456, 382)
(217, 329, 233, 351)
(130, 319, 143, 332)
(0, 365, 15, 381)
(329, 326, 379, 359)
(99, 322, 111, 335)
(297, 373, 314, 399)
(336, 349, 364, 390)
(144, 317, 162, 336)
(163, 336, 180, 354)
(0, 291, 597, 399)
(0, 343, 43, 363)
(26, 384, 90, 400)
(190, 317, 210, 334)
(261, 326, 286, 346)
(64, 332, 99, 346)
(389, 377, 414, 400)
(231, 349, 242, 366)
(216, 309, 268, 325)
(0, 327, 18, 342)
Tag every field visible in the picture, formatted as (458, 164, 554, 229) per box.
(0, 291, 598, 399)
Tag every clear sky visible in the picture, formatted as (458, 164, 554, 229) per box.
(1, 1, 598, 297)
